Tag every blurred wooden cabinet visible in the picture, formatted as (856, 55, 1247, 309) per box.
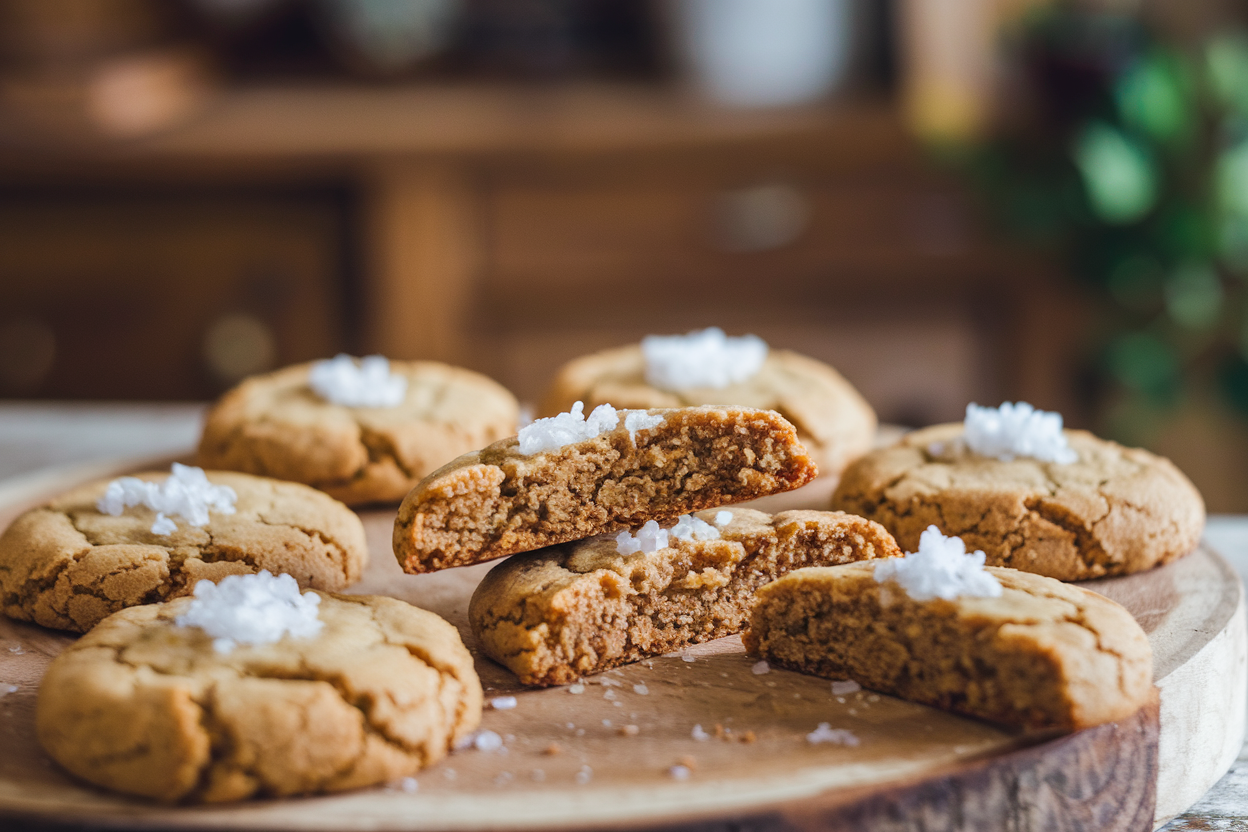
(0, 83, 1080, 424)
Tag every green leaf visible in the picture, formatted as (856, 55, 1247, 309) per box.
(1106, 331, 1179, 392)
(1206, 33, 1248, 115)
(1117, 51, 1193, 143)
(1074, 122, 1159, 224)
(1164, 262, 1224, 329)
(1217, 141, 1248, 217)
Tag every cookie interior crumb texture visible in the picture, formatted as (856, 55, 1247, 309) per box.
(0, 471, 368, 633)
(393, 406, 820, 574)
(198, 360, 519, 506)
(469, 508, 901, 685)
(539, 346, 876, 479)
(831, 423, 1205, 580)
(744, 563, 1154, 730)
(35, 592, 482, 803)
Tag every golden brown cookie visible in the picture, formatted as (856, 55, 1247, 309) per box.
(36, 592, 481, 802)
(470, 508, 901, 686)
(744, 562, 1154, 730)
(393, 405, 819, 574)
(541, 345, 876, 479)
(831, 423, 1205, 580)
(0, 470, 367, 633)
(198, 360, 519, 506)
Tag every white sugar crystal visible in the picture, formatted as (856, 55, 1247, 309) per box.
(518, 401, 619, 454)
(962, 401, 1077, 464)
(670, 514, 720, 542)
(308, 354, 407, 408)
(490, 696, 518, 710)
(473, 730, 504, 752)
(642, 327, 768, 391)
(806, 723, 860, 746)
(752, 660, 770, 675)
(624, 410, 665, 443)
(669, 765, 691, 781)
(713, 511, 734, 527)
(874, 526, 1003, 602)
(149, 513, 177, 536)
(175, 570, 322, 653)
(615, 520, 669, 555)
(97, 463, 237, 534)
(691, 724, 710, 741)
(831, 680, 861, 695)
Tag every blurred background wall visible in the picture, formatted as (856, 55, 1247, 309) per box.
(0, 0, 1245, 508)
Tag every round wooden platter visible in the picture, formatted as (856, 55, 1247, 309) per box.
(0, 460, 1243, 832)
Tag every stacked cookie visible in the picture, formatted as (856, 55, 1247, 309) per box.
(391, 401, 903, 683)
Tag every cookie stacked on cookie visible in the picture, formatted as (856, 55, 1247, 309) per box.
(391, 400, 903, 684)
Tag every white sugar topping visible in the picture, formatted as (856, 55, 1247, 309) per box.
(642, 327, 768, 391)
(624, 410, 664, 443)
(308, 354, 407, 408)
(615, 514, 720, 555)
(806, 723, 860, 746)
(962, 401, 1077, 464)
(615, 520, 668, 555)
(670, 514, 720, 542)
(518, 401, 615, 454)
(713, 511, 734, 527)
(97, 463, 236, 535)
(175, 570, 322, 653)
(873, 526, 1003, 602)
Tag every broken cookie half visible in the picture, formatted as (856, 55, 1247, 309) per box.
(393, 405, 820, 574)
(744, 560, 1154, 730)
(469, 508, 900, 686)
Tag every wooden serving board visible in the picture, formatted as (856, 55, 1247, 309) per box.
(0, 460, 1243, 832)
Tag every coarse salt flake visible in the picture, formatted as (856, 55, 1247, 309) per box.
(518, 401, 619, 454)
(831, 680, 860, 695)
(713, 511, 733, 527)
(669, 765, 692, 780)
(175, 570, 322, 653)
(308, 354, 407, 408)
(400, 777, 419, 793)
(962, 401, 1077, 464)
(642, 327, 768, 391)
(490, 696, 518, 710)
(670, 514, 721, 542)
(691, 724, 710, 741)
(97, 463, 236, 535)
(568, 683, 585, 694)
(873, 526, 1003, 602)
(806, 723, 860, 746)
(624, 410, 664, 443)
(473, 730, 504, 752)
(616, 520, 669, 555)
(633, 684, 649, 695)
(752, 660, 770, 675)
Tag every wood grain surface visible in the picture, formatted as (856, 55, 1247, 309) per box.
(0, 461, 1240, 832)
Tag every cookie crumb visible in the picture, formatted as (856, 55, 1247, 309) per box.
(543, 743, 562, 756)
(751, 660, 770, 675)
(677, 755, 698, 770)
(618, 724, 640, 737)
(739, 730, 757, 744)
(490, 696, 518, 710)
(713, 724, 725, 739)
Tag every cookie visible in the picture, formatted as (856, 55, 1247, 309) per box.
(541, 344, 876, 479)
(36, 591, 481, 802)
(198, 359, 519, 506)
(393, 405, 819, 574)
(831, 423, 1205, 580)
(743, 562, 1154, 730)
(0, 469, 368, 633)
(470, 508, 901, 685)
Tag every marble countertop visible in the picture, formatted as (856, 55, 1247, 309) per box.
(0, 402, 1243, 830)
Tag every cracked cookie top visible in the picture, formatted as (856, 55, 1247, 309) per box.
(831, 423, 1205, 581)
(539, 346, 876, 479)
(35, 592, 481, 802)
(393, 405, 820, 574)
(0, 470, 368, 633)
(198, 360, 519, 506)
